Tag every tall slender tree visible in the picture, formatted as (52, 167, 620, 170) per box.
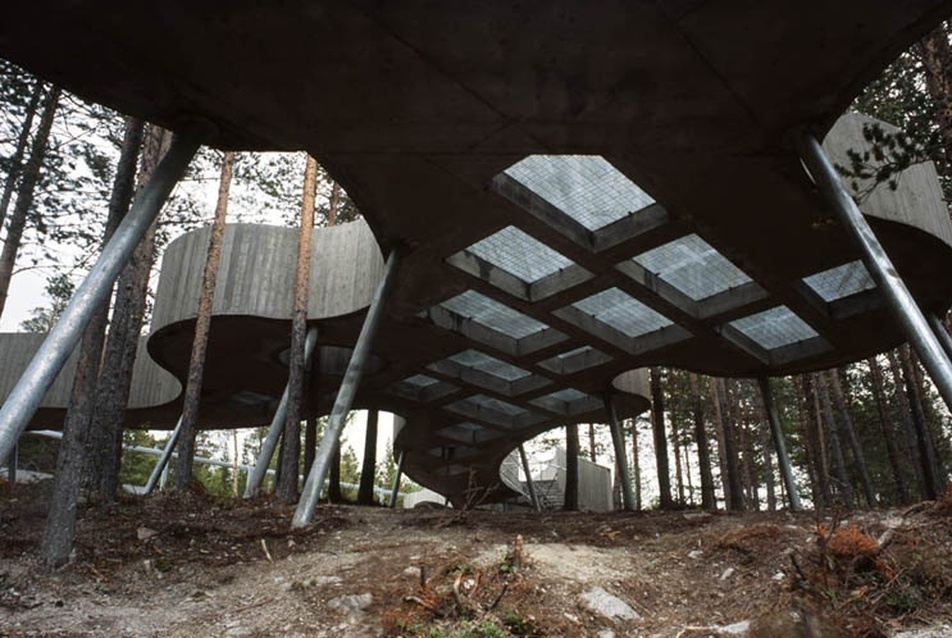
(563, 423, 579, 511)
(174, 151, 235, 490)
(689, 373, 716, 509)
(0, 79, 42, 230)
(650, 367, 673, 509)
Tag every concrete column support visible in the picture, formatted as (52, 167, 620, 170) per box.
(388, 450, 406, 509)
(798, 132, 952, 413)
(0, 135, 198, 464)
(756, 377, 802, 511)
(244, 326, 319, 497)
(143, 415, 184, 495)
(293, 251, 399, 526)
(518, 444, 541, 512)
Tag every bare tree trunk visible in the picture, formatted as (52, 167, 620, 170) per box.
(276, 155, 318, 502)
(358, 409, 379, 505)
(93, 126, 171, 498)
(709, 377, 731, 507)
(630, 418, 642, 510)
(0, 85, 59, 321)
(327, 181, 341, 226)
(713, 378, 745, 510)
(919, 23, 952, 165)
(909, 350, 947, 484)
(670, 398, 685, 505)
(817, 372, 854, 508)
(756, 389, 777, 511)
(232, 429, 240, 497)
(898, 345, 941, 499)
(174, 151, 235, 490)
(828, 369, 878, 507)
(588, 424, 597, 462)
(737, 390, 759, 511)
(868, 357, 911, 504)
(689, 373, 716, 509)
(650, 367, 673, 509)
(886, 349, 929, 499)
(0, 80, 42, 230)
(40, 116, 143, 568)
(795, 376, 822, 507)
(563, 424, 579, 511)
(328, 443, 344, 503)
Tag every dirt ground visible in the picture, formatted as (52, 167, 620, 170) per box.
(2, 481, 952, 637)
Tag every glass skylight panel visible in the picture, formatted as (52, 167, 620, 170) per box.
(803, 261, 876, 302)
(447, 350, 531, 382)
(504, 155, 654, 231)
(729, 306, 819, 350)
(634, 234, 752, 300)
(465, 394, 527, 416)
(440, 290, 548, 339)
(403, 374, 440, 388)
(546, 388, 589, 402)
(572, 288, 673, 337)
(466, 226, 573, 283)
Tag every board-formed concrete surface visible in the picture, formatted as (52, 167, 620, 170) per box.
(3, 3, 952, 500)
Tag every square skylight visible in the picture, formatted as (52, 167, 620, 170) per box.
(802, 260, 876, 302)
(530, 388, 602, 416)
(538, 346, 612, 375)
(504, 155, 654, 231)
(466, 226, 574, 283)
(633, 234, 753, 301)
(439, 422, 504, 444)
(440, 290, 547, 339)
(403, 374, 440, 388)
(389, 374, 459, 403)
(446, 350, 531, 382)
(728, 306, 819, 350)
(572, 288, 673, 338)
(445, 394, 544, 429)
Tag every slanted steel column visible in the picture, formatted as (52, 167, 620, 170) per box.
(0, 136, 198, 464)
(388, 450, 406, 509)
(6, 442, 16, 485)
(293, 252, 399, 526)
(244, 326, 319, 497)
(605, 394, 636, 511)
(927, 313, 952, 361)
(144, 415, 184, 495)
(798, 133, 952, 413)
(518, 444, 541, 512)
(756, 377, 802, 511)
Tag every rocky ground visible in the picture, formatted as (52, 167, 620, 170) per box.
(2, 481, 952, 637)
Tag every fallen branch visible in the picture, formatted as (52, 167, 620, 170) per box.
(260, 539, 273, 562)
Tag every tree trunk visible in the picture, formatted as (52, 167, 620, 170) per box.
(0, 80, 43, 230)
(174, 151, 235, 490)
(650, 367, 673, 509)
(713, 378, 745, 510)
(588, 424, 597, 463)
(40, 116, 143, 567)
(795, 376, 822, 507)
(670, 397, 685, 506)
(709, 377, 731, 507)
(817, 372, 854, 508)
(868, 356, 911, 504)
(918, 23, 952, 166)
(358, 409, 379, 505)
(328, 443, 344, 503)
(898, 345, 942, 499)
(736, 390, 759, 511)
(328, 181, 341, 226)
(563, 423, 579, 511)
(275, 154, 318, 502)
(689, 373, 716, 509)
(82, 117, 145, 493)
(630, 418, 642, 510)
(828, 368, 878, 507)
(0, 85, 60, 321)
(92, 126, 171, 498)
(756, 389, 777, 511)
(909, 349, 947, 484)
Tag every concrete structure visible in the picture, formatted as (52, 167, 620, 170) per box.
(2, 4, 952, 505)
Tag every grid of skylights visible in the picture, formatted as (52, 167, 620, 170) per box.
(466, 226, 574, 283)
(572, 288, 673, 338)
(504, 155, 654, 231)
(728, 306, 819, 350)
(446, 350, 531, 382)
(802, 260, 876, 302)
(440, 290, 548, 339)
(633, 234, 753, 300)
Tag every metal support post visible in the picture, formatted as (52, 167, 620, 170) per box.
(388, 450, 406, 509)
(798, 133, 952, 413)
(293, 252, 399, 526)
(517, 444, 540, 512)
(605, 394, 636, 511)
(144, 415, 184, 495)
(0, 136, 199, 464)
(927, 313, 952, 361)
(244, 326, 319, 497)
(756, 377, 802, 511)
(6, 442, 16, 485)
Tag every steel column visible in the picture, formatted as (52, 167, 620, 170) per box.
(517, 444, 541, 512)
(244, 326, 319, 497)
(927, 313, 952, 361)
(605, 394, 636, 511)
(293, 252, 399, 526)
(756, 377, 802, 511)
(6, 442, 16, 485)
(143, 415, 184, 495)
(388, 450, 406, 509)
(798, 133, 952, 413)
(0, 136, 198, 463)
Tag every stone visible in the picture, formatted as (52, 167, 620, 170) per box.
(328, 593, 372, 614)
(581, 586, 640, 621)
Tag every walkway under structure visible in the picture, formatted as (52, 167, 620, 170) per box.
(3, 2, 952, 508)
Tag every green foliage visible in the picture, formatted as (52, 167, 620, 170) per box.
(118, 430, 160, 488)
(19, 272, 73, 333)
